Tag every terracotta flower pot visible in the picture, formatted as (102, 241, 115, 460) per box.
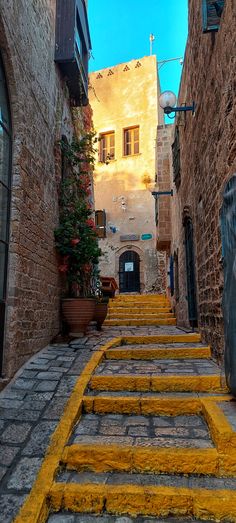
(93, 302, 108, 330)
(62, 297, 95, 336)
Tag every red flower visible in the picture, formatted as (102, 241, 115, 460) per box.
(83, 263, 92, 273)
(86, 218, 95, 229)
(58, 264, 68, 273)
(71, 238, 80, 246)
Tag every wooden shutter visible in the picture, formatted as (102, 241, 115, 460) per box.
(202, 0, 224, 33)
(95, 210, 106, 238)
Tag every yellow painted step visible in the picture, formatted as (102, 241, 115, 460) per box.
(108, 306, 172, 312)
(107, 312, 175, 319)
(104, 318, 177, 326)
(112, 294, 168, 300)
(89, 375, 227, 393)
(83, 394, 231, 416)
(120, 334, 201, 344)
(49, 482, 236, 521)
(83, 395, 203, 415)
(61, 444, 218, 476)
(105, 346, 211, 360)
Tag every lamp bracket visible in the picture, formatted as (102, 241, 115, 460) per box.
(151, 190, 173, 199)
(164, 102, 195, 116)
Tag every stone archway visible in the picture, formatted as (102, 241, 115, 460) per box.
(115, 245, 145, 293)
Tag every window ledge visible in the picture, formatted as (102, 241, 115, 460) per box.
(97, 159, 117, 164)
(122, 153, 142, 158)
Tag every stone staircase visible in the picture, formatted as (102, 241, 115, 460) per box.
(44, 331, 236, 522)
(14, 293, 236, 523)
(105, 294, 176, 326)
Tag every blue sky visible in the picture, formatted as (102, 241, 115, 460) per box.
(88, 0, 188, 99)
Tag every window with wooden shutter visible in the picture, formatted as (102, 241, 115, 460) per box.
(172, 126, 181, 190)
(55, 0, 91, 105)
(95, 210, 106, 238)
(99, 132, 115, 162)
(124, 126, 139, 156)
(202, 0, 224, 33)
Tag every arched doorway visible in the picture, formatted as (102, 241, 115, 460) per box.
(119, 250, 140, 293)
(0, 53, 12, 374)
(220, 174, 236, 395)
(183, 217, 198, 328)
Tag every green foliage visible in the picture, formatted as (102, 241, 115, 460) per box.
(54, 133, 101, 297)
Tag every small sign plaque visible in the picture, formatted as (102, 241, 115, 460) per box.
(125, 262, 134, 272)
(120, 234, 140, 242)
(141, 233, 153, 240)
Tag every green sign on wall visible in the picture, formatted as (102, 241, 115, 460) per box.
(141, 233, 153, 240)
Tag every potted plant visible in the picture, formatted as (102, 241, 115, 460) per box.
(54, 133, 102, 335)
(93, 279, 109, 330)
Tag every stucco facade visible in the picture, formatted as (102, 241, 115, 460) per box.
(89, 56, 166, 293)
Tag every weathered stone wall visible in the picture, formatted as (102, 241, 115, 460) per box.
(0, 0, 84, 379)
(171, 0, 236, 360)
(156, 124, 173, 252)
(89, 56, 166, 294)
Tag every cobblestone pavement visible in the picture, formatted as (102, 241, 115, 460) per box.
(69, 413, 213, 448)
(47, 515, 214, 523)
(94, 359, 220, 375)
(1, 324, 235, 522)
(0, 325, 182, 522)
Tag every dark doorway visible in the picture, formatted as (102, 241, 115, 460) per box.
(0, 54, 12, 375)
(119, 250, 140, 293)
(184, 217, 198, 328)
(220, 175, 236, 395)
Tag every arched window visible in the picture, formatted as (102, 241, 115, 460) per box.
(0, 53, 12, 373)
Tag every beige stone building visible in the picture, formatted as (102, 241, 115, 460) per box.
(89, 56, 167, 294)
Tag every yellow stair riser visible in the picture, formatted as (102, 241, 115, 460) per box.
(49, 482, 236, 521)
(108, 307, 172, 312)
(89, 375, 227, 393)
(121, 334, 201, 347)
(107, 311, 174, 319)
(105, 347, 211, 360)
(120, 334, 201, 344)
(83, 396, 203, 415)
(61, 445, 219, 476)
(104, 319, 177, 326)
(111, 295, 168, 299)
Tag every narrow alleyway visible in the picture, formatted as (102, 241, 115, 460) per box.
(1, 296, 236, 522)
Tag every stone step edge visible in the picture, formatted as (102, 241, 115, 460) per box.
(49, 481, 236, 521)
(89, 375, 227, 393)
(107, 313, 175, 318)
(61, 444, 220, 476)
(82, 394, 230, 417)
(105, 347, 211, 360)
(107, 316, 175, 320)
(108, 305, 172, 309)
(120, 334, 201, 344)
(104, 319, 177, 326)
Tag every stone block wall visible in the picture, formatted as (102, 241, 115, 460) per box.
(0, 0, 85, 379)
(156, 125, 173, 251)
(171, 0, 236, 360)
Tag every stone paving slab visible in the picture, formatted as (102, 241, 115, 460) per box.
(94, 359, 220, 376)
(47, 513, 214, 522)
(69, 413, 213, 448)
(0, 328, 120, 522)
(56, 470, 236, 490)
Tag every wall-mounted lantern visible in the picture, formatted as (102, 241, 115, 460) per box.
(159, 91, 195, 119)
